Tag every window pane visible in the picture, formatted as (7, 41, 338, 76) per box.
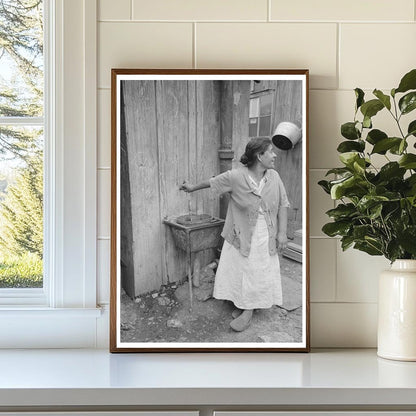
(0, 126, 43, 288)
(249, 118, 258, 137)
(259, 116, 271, 136)
(0, 0, 44, 290)
(259, 94, 272, 116)
(0, 0, 44, 117)
(249, 97, 259, 118)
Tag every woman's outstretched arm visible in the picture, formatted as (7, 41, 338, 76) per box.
(179, 180, 210, 193)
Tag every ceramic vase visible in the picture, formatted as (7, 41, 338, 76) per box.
(378, 259, 416, 361)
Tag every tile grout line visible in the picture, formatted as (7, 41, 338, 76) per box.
(268, 0, 271, 22)
(98, 19, 415, 24)
(310, 301, 378, 305)
(193, 22, 197, 68)
(336, 22, 340, 90)
(333, 230, 338, 303)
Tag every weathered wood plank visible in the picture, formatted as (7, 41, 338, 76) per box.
(231, 81, 251, 169)
(196, 80, 221, 217)
(156, 80, 190, 286)
(122, 80, 163, 297)
(271, 80, 303, 239)
(120, 81, 135, 298)
(196, 80, 222, 265)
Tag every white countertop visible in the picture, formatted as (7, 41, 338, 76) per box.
(0, 349, 416, 408)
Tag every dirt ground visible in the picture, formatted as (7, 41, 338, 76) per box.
(120, 256, 303, 344)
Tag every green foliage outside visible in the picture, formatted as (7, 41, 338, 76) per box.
(319, 69, 416, 263)
(0, 154, 43, 258)
(0, 252, 42, 288)
(0, 0, 44, 287)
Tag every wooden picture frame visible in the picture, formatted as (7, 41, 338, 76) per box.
(110, 69, 310, 352)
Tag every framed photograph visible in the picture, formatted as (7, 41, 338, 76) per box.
(110, 69, 310, 352)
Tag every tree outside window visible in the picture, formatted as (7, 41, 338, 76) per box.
(0, 0, 44, 288)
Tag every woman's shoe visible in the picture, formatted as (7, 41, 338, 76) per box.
(231, 308, 242, 319)
(230, 309, 253, 332)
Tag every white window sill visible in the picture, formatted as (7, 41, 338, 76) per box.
(0, 307, 106, 348)
(0, 306, 102, 316)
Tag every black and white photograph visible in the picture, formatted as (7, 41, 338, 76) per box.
(110, 69, 309, 352)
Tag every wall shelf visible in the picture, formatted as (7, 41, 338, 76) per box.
(0, 349, 416, 412)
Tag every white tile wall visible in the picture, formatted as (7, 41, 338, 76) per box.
(132, 0, 268, 21)
(309, 170, 334, 237)
(340, 24, 416, 90)
(196, 23, 338, 89)
(97, 239, 110, 305)
(310, 239, 336, 302)
(270, 0, 415, 22)
(97, 169, 111, 239)
(96, 0, 416, 347)
(311, 303, 378, 347)
(98, 22, 193, 89)
(99, 0, 131, 21)
(98, 89, 111, 168)
(336, 246, 389, 303)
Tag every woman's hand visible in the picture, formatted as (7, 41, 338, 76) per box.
(179, 180, 194, 193)
(277, 232, 288, 253)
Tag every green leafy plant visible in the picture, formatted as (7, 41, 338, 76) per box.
(319, 69, 416, 262)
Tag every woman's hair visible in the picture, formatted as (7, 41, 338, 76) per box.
(240, 137, 272, 167)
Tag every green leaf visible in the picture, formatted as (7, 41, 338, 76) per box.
(395, 69, 416, 94)
(407, 120, 416, 137)
(341, 235, 355, 251)
(337, 140, 365, 153)
(399, 154, 416, 169)
(373, 89, 391, 110)
(354, 241, 383, 256)
(330, 175, 365, 200)
(362, 116, 372, 129)
(369, 203, 383, 220)
(360, 99, 384, 119)
(377, 162, 406, 181)
(399, 139, 407, 154)
(355, 88, 365, 110)
(325, 167, 351, 176)
(353, 224, 374, 240)
(353, 158, 366, 174)
(399, 92, 416, 115)
(322, 221, 351, 237)
(341, 122, 360, 140)
(389, 139, 408, 155)
(398, 227, 416, 255)
(318, 180, 331, 194)
(386, 240, 402, 263)
(326, 203, 357, 220)
(357, 195, 389, 211)
(366, 129, 387, 145)
(339, 152, 360, 166)
(371, 137, 402, 154)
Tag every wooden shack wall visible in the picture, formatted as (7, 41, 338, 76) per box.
(252, 80, 303, 238)
(271, 80, 303, 237)
(121, 80, 222, 297)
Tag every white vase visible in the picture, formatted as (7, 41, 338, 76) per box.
(378, 259, 416, 361)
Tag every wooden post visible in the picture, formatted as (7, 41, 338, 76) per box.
(218, 81, 250, 218)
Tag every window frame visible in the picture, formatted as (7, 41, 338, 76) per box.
(0, 0, 100, 348)
(249, 90, 275, 138)
(0, 1, 49, 304)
